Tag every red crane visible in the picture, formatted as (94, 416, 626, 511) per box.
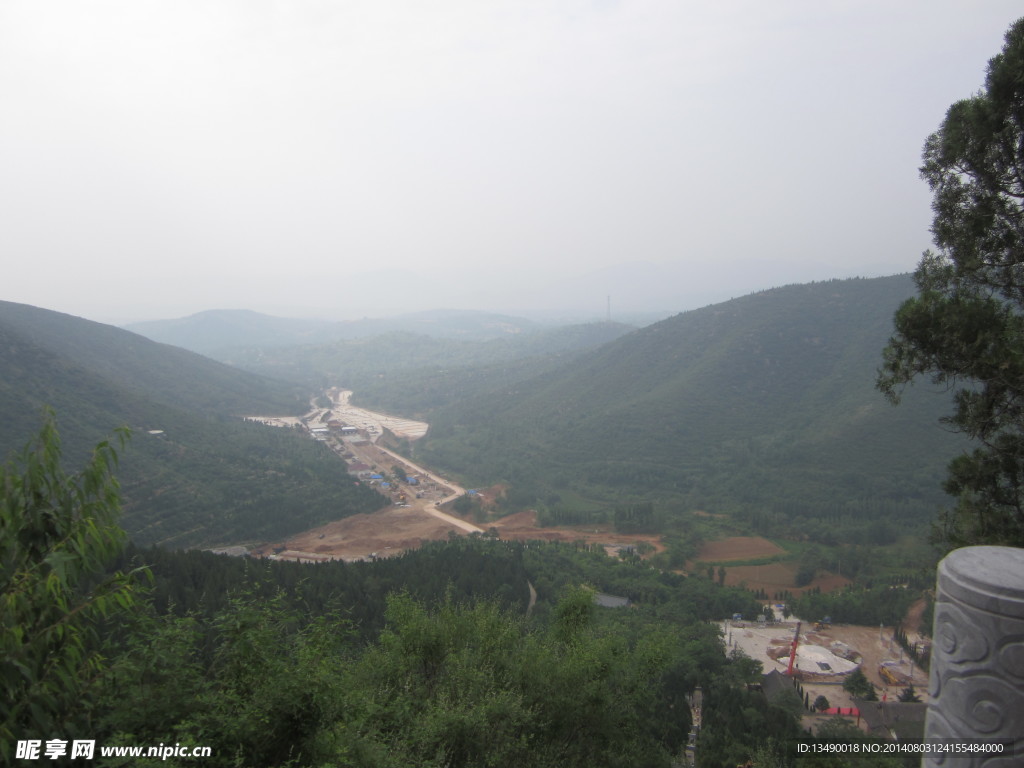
(786, 621, 801, 676)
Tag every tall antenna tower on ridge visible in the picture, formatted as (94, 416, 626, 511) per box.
(607, 295, 611, 323)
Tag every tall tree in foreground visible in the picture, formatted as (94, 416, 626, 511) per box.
(879, 17, 1024, 550)
(0, 413, 142, 748)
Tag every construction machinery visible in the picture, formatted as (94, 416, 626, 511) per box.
(814, 616, 832, 631)
(786, 621, 802, 675)
(879, 662, 904, 686)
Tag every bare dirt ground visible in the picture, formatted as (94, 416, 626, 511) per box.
(694, 537, 851, 596)
(256, 410, 662, 562)
(488, 509, 665, 553)
(250, 398, 888, 619)
(727, 618, 928, 704)
(265, 505, 461, 562)
(722, 561, 852, 596)
(697, 536, 786, 561)
(825, 623, 928, 695)
(265, 505, 667, 564)
(901, 596, 929, 636)
(329, 389, 429, 440)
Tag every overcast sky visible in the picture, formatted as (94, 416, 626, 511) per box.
(2, 1, 1021, 323)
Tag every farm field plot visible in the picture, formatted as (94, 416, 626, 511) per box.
(490, 510, 664, 552)
(722, 562, 852, 596)
(697, 536, 786, 562)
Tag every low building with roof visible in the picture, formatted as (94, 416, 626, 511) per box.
(853, 700, 927, 744)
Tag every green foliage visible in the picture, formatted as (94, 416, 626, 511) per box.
(411, 277, 963, 533)
(0, 407, 822, 765)
(878, 18, 1024, 550)
(340, 589, 698, 768)
(96, 581, 720, 767)
(224, 323, 636, 399)
(520, 540, 759, 621)
(697, 676, 802, 768)
(0, 301, 308, 424)
(186, 596, 352, 766)
(790, 584, 920, 627)
(451, 493, 475, 515)
(892, 625, 930, 672)
(341, 593, 537, 767)
(842, 667, 876, 699)
(536, 505, 608, 528)
(0, 304, 390, 547)
(101, 594, 354, 767)
(613, 502, 659, 533)
(0, 414, 143, 745)
(95, 535, 774, 765)
(897, 685, 921, 703)
(805, 719, 906, 768)
(112, 536, 532, 642)
(114, 419, 387, 547)
(769, 688, 805, 719)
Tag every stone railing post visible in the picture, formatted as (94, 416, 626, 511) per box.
(925, 546, 1024, 767)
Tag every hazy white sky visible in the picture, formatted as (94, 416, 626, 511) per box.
(2, 1, 1021, 322)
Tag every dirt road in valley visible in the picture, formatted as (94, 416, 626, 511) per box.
(262, 431, 661, 563)
(371, 443, 482, 533)
(254, 395, 490, 561)
(258, 392, 668, 562)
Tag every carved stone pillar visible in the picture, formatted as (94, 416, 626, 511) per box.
(925, 546, 1024, 767)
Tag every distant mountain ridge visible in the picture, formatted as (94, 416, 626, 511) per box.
(218, 322, 638, 393)
(0, 275, 967, 548)
(124, 308, 543, 356)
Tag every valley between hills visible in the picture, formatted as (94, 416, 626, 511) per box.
(248, 386, 864, 606)
(248, 387, 667, 565)
(242, 387, 934, 709)
(3, 276, 951, 764)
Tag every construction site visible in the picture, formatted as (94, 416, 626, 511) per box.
(723, 611, 930, 713)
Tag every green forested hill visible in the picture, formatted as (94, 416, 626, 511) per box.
(0, 301, 309, 418)
(410, 276, 966, 531)
(0, 301, 384, 547)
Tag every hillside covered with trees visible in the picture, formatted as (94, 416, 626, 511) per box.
(0, 302, 384, 547)
(4, 422, 904, 767)
(211, 320, 638, 406)
(361, 277, 965, 540)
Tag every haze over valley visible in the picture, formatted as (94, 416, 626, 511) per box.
(1, 273, 962, 567)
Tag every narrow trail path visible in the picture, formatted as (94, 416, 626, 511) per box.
(526, 581, 537, 616)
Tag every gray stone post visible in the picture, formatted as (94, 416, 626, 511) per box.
(925, 546, 1024, 767)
